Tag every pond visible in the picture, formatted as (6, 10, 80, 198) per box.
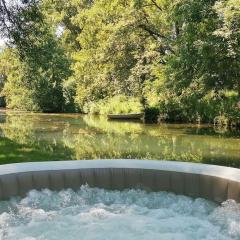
(0, 109, 240, 167)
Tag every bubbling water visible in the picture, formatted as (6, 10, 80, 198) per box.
(0, 185, 239, 240)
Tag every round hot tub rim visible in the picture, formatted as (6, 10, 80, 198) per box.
(0, 159, 239, 203)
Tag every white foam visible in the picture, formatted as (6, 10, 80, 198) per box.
(0, 186, 239, 240)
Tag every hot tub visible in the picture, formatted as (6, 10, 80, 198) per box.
(0, 160, 240, 239)
(0, 160, 240, 203)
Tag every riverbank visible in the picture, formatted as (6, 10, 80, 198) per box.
(0, 111, 240, 167)
(1, 107, 240, 131)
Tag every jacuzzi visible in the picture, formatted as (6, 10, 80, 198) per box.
(0, 160, 240, 239)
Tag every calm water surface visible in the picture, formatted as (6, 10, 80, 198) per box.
(0, 109, 240, 167)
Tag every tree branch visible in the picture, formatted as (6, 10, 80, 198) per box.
(138, 24, 175, 54)
(138, 24, 167, 40)
(150, 0, 162, 11)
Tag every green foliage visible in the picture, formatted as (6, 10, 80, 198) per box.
(0, 19, 72, 112)
(1, 39, 71, 112)
(83, 95, 144, 114)
(0, 0, 240, 126)
(0, 49, 39, 111)
(144, 107, 161, 123)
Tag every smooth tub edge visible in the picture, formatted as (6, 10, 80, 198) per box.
(0, 160, 240, 203)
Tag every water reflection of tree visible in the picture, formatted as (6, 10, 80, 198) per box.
(64, 134, 203, 162)
(1, 112, 240, 167)
(79, 115, 240, 166)
(1, 112, 73, 145)
(0, 112, 73, 162)
(82, 115, 144, 135)
(61, 115, 202, 162)
(1, 113, 38, 144)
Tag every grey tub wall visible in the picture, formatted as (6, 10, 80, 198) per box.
(0, 160, 240, 203)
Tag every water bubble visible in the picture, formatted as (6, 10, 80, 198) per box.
(0, 186, 239, 240)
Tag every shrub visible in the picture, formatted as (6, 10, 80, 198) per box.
(144, 107, 160, 123)
(83, 95, 144, 114)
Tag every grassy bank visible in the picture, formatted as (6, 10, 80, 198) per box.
(1, 134, 240, 167)
(0, 137, 73, 164)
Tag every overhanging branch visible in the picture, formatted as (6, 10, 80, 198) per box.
(150, 0, 162, 11)
(138, 24, 175, 54)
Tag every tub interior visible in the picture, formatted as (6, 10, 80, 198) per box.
(0, 185, 240, 240)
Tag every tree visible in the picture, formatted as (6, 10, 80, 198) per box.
(69, 0, 173, 109)
(214, 0, 240, 95)
(0, 0, 42, 57)
(0, 0, 239, 123)
(1, 0, 72, 112)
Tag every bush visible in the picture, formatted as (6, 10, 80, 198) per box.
(144, 107, 160, 123)
(83, 95, 144, 114)
(155, 88, 240, 125)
